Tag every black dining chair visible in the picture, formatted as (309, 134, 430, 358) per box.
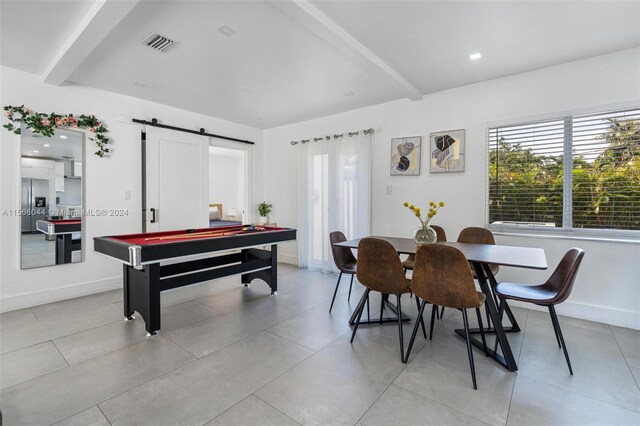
(494, 248, 585, 375)
(329, 231, 357, 313)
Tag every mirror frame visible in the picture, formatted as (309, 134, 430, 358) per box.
(19, 127, 86, 269)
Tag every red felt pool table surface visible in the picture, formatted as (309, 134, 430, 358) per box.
(106, 225, 288, 246)
(42, 219, 82, 225)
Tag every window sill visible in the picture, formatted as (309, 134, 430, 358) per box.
(491, 229, 640, 245)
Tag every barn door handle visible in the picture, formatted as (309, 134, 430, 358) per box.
(150, 208, 157, 223)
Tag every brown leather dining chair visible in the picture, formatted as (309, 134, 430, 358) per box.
(457, 227, 500, 323)
(329, 231, 358, 313)
(351, 237, 414, 362)
(405, 243, 488, 389)
(494, 248, 585, 375)
(402, 225, 447, 273)
(403, 225, 447, 317)
(457, 227, 499, 277)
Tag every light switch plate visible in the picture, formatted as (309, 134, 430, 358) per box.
(124, 190, 131, 200)
(386, 185, 393, 195)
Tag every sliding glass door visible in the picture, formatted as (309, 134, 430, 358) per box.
(300, 134, 371, 271)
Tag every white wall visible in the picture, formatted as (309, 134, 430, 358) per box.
(0, 66, 263, 311)
(263, 48, 640, 329)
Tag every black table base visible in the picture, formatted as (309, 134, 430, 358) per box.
(56, 234, 81, 264)
(123, 245, 278, 335)
(453, 262, 520, 371)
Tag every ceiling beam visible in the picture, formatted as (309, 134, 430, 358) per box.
(269, 0, 423, 101)
(42, 0, 140, 85)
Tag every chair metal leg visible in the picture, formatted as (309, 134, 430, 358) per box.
(462, 309, 478, 390)
(440, 306, 445, 320)
(476, 307, 488, 356)
(485, 303, 492, 330)
(549, 305, 573, 375)
(329, 272, 343, 313)
(396, 294, 405, 362)
(429, 304, 437, 340)
(405, 300, 427, 363)
(350, 289, 370, 343)
(366, 292, 370, 322)
(435, 305, 441, 320)
(493, 299, 506, 354)
(550, 309, 562, 348)
(379, 297, 384, 325)
(348, 274, 354, 302)
(415, 296, 427, 339)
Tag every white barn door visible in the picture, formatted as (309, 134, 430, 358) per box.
(146, 127, 209, 232)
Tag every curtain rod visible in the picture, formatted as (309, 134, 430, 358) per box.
(290, 128, 374, 145)
(133, 118, 255, 145)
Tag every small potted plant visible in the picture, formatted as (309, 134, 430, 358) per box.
(257, 201, 273, 224)
(403, 200, 445, 245)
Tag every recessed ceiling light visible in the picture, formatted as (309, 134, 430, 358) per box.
(344, 91, 355, 97)
(217, 25, 236, 37)
(240, 86, 252, 92)
(43, 144, 50, 147)
(469, 52, 482, 61)
(33, 150, 39, 153)
(60, 135, 67, 139)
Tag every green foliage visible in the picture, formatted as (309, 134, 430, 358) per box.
(490, 118, 640, 230)
(3, 105, 109, 157)
(257, 201, 272, 217)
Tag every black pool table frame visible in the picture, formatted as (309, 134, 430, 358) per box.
(36, 219, 82, 264)
(94, 228, 296, 335)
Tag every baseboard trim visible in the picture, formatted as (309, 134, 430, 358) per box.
(1, 276, 122, 313)
(509, 299, 639, 330)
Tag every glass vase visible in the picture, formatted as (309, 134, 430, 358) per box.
(413, 224, 437, 245)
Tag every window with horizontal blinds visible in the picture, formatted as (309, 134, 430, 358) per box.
(489, 107, 640, 232)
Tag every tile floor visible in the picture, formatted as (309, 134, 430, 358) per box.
(1, 264, 639, 425)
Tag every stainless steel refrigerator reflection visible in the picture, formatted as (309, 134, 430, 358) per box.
(21, 178, 49, 233)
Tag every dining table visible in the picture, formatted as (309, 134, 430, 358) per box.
(334, 236, 548, 372)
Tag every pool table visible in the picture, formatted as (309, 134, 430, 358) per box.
(94, 225, 297, 335)
(36, 219, 82, 264)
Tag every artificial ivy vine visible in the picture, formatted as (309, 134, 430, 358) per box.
(3, 105, 109, 157)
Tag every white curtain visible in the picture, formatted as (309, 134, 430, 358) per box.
(297, 132, 371, 271)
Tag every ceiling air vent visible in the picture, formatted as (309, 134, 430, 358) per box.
(141, 32, 177, 52)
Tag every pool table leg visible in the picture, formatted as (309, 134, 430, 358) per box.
(241, 245, 278, 295)
(269, 245, 278, 295)
(123, 264, 135, 321)
(123, 263, 161, 335)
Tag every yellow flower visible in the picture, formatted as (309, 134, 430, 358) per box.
(439, 201, 445, 207)
(403, 202, 409, 207)
(415, 208, 421, 216)
(409, 204, 415, 210)
(429, 201, 435, 207)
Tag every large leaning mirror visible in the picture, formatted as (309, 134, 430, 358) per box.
(20, 128, 84, 269)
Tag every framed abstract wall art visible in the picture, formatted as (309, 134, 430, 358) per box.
(390, 136, 422, 176)
(430, 129, 465, 173)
